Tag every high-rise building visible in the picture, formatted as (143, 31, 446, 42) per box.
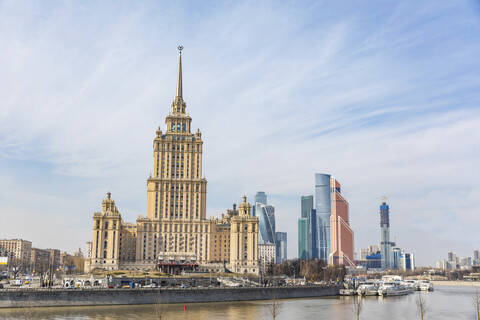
(87, 48, 259, 274)
(380, 202, 393, 269)
(275, 232, 287, 263)
(329, 177, 355, 267)
(256, 202, 276, 245)
(309, 208, 318, 259)
(447, 252, 458, 269)
(298, 195, 313, 259)
(461, 257, 472, 268)
(315, 173, 331, 262)
(301, 195, 313, 219)
(255, 191, 267, 205)
(298, 218, 308, 259)
(474, 250, 480, 266)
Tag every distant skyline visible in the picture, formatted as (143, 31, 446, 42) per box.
(1, 1, 480, 266)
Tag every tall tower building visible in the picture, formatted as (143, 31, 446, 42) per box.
(255, 191, 267, 205)
(146, 47, 207, 222)
(309, 208, 318, 259)
(298, 195, 313, 259)
(329, 177, 355, 267)
(315, 173, 331, 262)
(256, 203, 276, 244)
(275, 232, 287, 263)
(298, 218, 308, 259)
(88, 48, 259, 274)
(380, 201, 392, 269)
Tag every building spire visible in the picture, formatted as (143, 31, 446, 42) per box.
(176, 45, 183, 100)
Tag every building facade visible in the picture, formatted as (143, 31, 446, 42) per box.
(275, 232, 287, 263)
(0, 239, 32, 266)
(30, 248, 51, 271)
(315, 173, 331, 262)
(87, 49, 259, 274)
(298, 195, 313, 259)
(298, 218, 308, 259)
(329, 177, 355, 267)
(259, 243, 276, 275)
(255, 203, 276, 245)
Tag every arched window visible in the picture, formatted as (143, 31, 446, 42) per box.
(105, 221, 109, 229)
(182, 123, 186, 131)
(103, 251, 107, 258)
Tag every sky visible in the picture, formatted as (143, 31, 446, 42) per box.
(1, 0, 479, 267)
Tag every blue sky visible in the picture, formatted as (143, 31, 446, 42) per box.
(1, 1, 479, 266)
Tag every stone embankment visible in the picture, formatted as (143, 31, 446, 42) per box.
(0, 285, 341, 308)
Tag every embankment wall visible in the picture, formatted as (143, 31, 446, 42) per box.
(0, 285, 341, 308)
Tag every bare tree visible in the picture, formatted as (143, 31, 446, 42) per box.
(13, 293, 38, 320)
(154, 290, 167, 319)
(473, 288, 480, 320)
(267, 289, 283, 320)
(416, 293, 428, 320)
(351, 296, 363, 320)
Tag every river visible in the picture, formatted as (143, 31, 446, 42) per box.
(0, 285, 478, 319)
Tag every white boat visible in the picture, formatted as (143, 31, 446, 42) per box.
(404, 280, 420, 291)
(378, 282, 414, 296)
(340, 288, 357, 296)
(357, 281, 380, 296)
(419, 280, 434, 291)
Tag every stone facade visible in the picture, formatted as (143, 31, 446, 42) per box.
(87, 49, 259, 275)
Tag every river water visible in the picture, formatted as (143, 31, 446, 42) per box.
(0, 285, 478, 319)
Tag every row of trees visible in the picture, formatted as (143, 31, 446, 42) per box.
(4, 255, 82, 286)
(267, 258, 346, 282)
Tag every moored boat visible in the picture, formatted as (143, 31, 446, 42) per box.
(419, 280, 434, 291)
(357, 281, 380, 296)
(378, 282, 414, 296)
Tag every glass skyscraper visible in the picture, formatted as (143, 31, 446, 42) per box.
(255, 191, 267, 205)
(298, 218, 308, 259)
(275, 232, 287, 263)
(315, 173, 331, 262)
(299, 195, 313, 258)
(255, 202, 276, 245)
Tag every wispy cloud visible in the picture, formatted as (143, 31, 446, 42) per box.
(0, 1, 479, 265)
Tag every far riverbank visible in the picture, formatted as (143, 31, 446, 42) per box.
(431, 280, 480, 287)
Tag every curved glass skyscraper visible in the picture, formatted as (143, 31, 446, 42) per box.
(256, 203, 276, 244)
